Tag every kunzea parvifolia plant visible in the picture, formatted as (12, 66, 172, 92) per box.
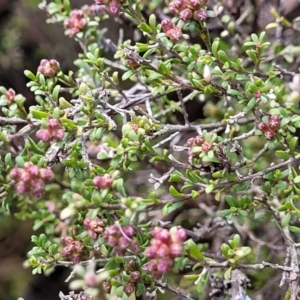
(1, 0, 300, 299)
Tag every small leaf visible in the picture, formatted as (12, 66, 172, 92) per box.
(217, 50, 229, 63)
(186, 239, 204, 260)
(162, 201, 184, 216)
(122, 70, 135, 81)
(289, 137, 298, 155)
(169, 185, 184, 197)
(24, 70, 36, 80)
(52, 85, 61, 101)
(289, 225, 300, 233)
(138, 22, 152, 34)
(281, 212, 291, 228)
(30, 109, 49, 119)
(275, 150, 290, 160)
(27, 137, 45, 155)
(211, 38, 220, 58)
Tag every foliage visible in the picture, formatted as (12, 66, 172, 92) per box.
(1, 0, 300, 299)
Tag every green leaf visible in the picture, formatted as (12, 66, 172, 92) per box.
(169, 185, 184, 197)
(186, 239, 204, 260)
(225, 195, 235, 206)
(217, 209, 231, 218)
(289, 137, 298, 155)
(115, 178, 127, 197)
(205, 183, 215, 194)
(196, 268, 209, 295)
(61, 118, 77, 129)
(24, 70, 36, 80)
(289, 226, 300, 233)
(158, 60, 171, 75)
(211, 38, 220, 58)
(30, 109, 49, 119)
(27, 137, 44, 155)
(162, 201, 184, 216)
(275, 150, 290, 160)
(122, 70, 135, 81)
(294, 176, 300, 184)
(281, 213, 291, 228)
(52, 85, 61, 101)
(4, 153, 13, 168)
(217, 50, 229, 63)
(138, 22, 152, 34)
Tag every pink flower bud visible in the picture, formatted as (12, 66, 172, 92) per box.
(39, 168, 54, 181)
(190, 0, 201, 8)
(193, 9, 207, 21)
(6, 88, 16, 103)
(157, 258, 172, 273)
(144, 246, 156, 258)
(119, 236, 131, 249)
(161, 19, 174, 33)
(15, 182, 29, 194)
(176, 228, 187, 242)
(130, 271, 140, 282)
(123, 225, 135, 237)
(169, 2, 179, 14)
(108, 0, 120, 14)
(269, 115, 280, 130)
(124, 283, 135, 295)
(54, 128, 65, 140)
(36, 129, 51, 142)
(179, 8, 192, 21)
(9, 168, 21, 180)
(20, 171, 31, 183)
(156, 244, 170, 258)
(166, 26, 182, 41)
(47, 118, 60, 129)
(201, 141, 212, 152)
(27, 165, 40, 177)
(105, 224, 118, 236)
(264, 131, 275, 140)
(83, 218, 91, 228)
(169, 243, 183, 257)
(147, 259, 158, 271)
(74, 240, 83, 252)
(93, 174, 113, 189)
(257, 122, 269, 132)
(32, 178, 45, 192)
(157, 229, 170, 243)
(107, 236, 118, 247)
(61, 236, 73, 245)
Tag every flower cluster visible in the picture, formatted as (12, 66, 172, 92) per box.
(169, 0, 208, 22)
(144, 227, 186, 276)
(94, 0, 122, 15)
(257, 115, 281, 140)
(102, 263, 140, 296)
(64, 10, 87, 37)
(92, 174, 113, 189)
(103, 224, 139, 255)
(187, 135, 212, 156)
(83, 217, 105, 239)
(60, 236, 89, 263)
(9, 162, 54, 198)
(36, 118, 65, 143)
(37, 59, 60, 77)
(161, 19, 182, 41)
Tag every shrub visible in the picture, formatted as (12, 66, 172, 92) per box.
(1, 0, 300, 299)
